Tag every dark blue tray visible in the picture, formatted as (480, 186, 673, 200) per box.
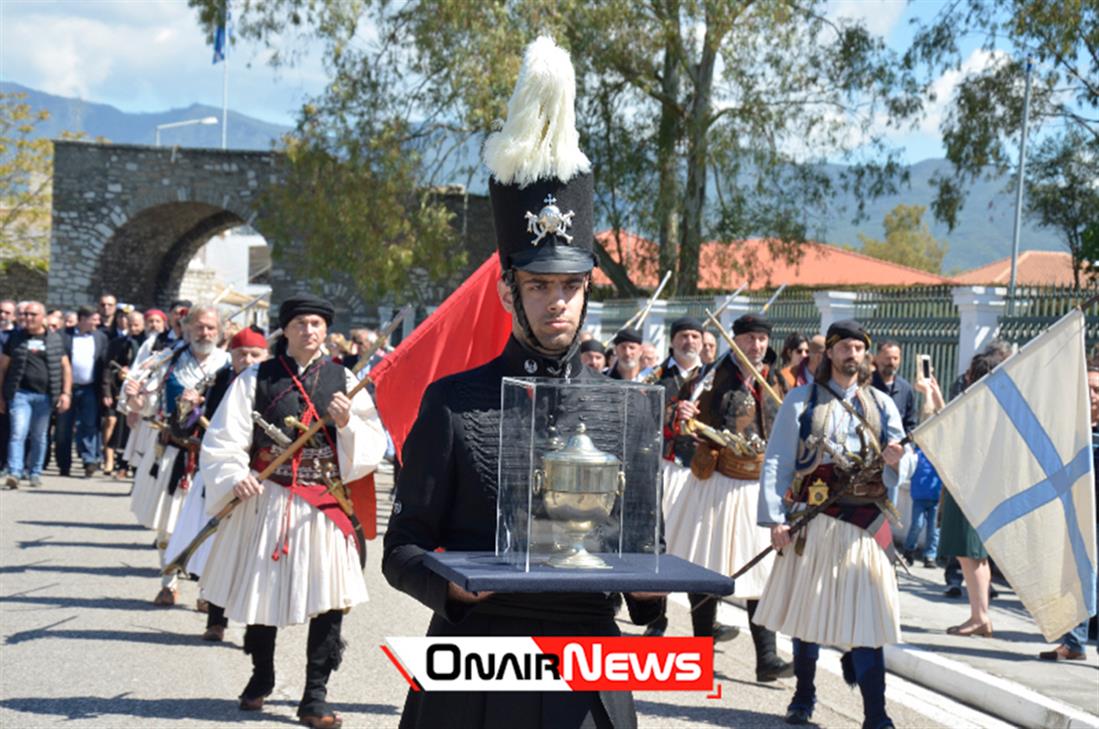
(422, 551, 735, 594)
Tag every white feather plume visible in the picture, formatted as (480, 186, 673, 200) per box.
(483, 36, 591, 187)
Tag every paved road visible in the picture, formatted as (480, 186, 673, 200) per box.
(0, 469, 978, 728)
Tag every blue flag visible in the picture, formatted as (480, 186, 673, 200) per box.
(212, 6, 229, 64)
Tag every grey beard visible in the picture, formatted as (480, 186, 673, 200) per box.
(675, 351, 701, 370)
(191, 339, 216, 356)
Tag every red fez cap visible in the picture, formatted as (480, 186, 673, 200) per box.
(229, 327, 267, 350)
(145, 308, 167, 322)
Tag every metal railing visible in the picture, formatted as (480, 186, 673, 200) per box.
(854, 286, 960, 386)
(998, 285, 1099, 356)
(594, 284, 1095, 380)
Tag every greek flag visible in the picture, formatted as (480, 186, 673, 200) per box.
(212, 6, 229, 64)
(912, 309, 1096, 641)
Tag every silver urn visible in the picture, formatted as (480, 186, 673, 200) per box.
(533, 423, 625, 569)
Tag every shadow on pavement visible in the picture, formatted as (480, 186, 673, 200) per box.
(0, 696, 286, 723)
(17, 539, 152, 551)
(21, 489, 129, 497)
(904, 637, 1043, 662)
(634, 699, 783, 727)
(0, 563, 160, 578)
(0, 595, 161, 611)
(6, 624, 239, 648)
(0, 696, 402, 724)
(18, 519, 147, 531)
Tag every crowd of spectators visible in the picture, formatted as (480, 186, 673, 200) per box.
(0, 293, 392, 490)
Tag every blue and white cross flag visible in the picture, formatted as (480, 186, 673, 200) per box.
(912, 309, 1096, 642)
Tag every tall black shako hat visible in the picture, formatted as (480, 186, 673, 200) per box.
(486, 37, 595, 275)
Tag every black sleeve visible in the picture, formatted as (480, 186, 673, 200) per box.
(381, 381, 467, 622)
(903, 386, 918, 434)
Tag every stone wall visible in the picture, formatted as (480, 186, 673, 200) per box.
(49, 141, 498, 331)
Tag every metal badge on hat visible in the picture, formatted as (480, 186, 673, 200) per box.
(525, 195, 575, 246)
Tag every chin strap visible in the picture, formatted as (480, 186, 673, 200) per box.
(505, 269, 588, 375)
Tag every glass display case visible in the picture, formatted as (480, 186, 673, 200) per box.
(495, 377, 664, 572)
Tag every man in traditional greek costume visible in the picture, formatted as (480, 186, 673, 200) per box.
(200, 294, 386, 728)
(659, 314, 793, 681)
(756, 320, 908, 729)
(163, 325, 268, 640)
(124, 305, 230, 605)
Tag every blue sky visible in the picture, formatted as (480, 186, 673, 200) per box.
(0, 0, 998, 163)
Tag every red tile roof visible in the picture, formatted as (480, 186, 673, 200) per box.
(952, 251, 1076, 286)
(593, 230, 949, 290)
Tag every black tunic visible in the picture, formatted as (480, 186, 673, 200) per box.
(383, 336, 665, 729)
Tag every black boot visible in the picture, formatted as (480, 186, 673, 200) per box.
(747, 600, 793, 682)
(240, 624, 277, 710)
(202, 603, 228, 642)
(298, 610, 345, 728)
(851, 647, 892, 729)
(786, 639, 819, 724)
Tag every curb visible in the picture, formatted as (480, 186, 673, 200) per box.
(883, 643, 1099, 729)
(701, 596, 1099, 729)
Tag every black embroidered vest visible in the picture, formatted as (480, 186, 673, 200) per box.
(250, 355, 347, 485)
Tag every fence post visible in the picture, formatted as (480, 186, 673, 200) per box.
(585, 301, 604, 342)
(813, 291, 858, 334)
(642, 300, 669, 351)
(712, 294, 751, 356)
(952, 286, 1007, 376)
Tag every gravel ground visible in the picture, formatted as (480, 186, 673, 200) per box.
(0, 468, 957, 728)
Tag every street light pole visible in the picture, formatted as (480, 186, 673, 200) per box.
(154, 116, 220, 147)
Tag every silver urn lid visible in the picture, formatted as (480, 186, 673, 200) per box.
(541, 423, 619, 468)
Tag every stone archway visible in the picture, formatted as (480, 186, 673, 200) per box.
(48, 140, 369, 329)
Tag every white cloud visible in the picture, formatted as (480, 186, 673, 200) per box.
(918, 47, 1009, 133)
(0, 0, 329, 125)
(827, 0, 907, 38)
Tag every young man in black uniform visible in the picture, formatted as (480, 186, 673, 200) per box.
(383, 36, 665, 729)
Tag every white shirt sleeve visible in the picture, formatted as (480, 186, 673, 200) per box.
(201, 365, 259, 514)
(337, 369, 387, 482)
(758, 386, 810, 526)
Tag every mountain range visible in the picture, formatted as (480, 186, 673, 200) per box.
(5, 81, 1061, 272)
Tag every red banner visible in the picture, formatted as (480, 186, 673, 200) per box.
(370, 256, 512, 463)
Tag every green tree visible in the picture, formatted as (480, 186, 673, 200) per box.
(1023, 129, 1099, 289)
(857, 204, 948, 274)
(906, 0, 1097, 230)
(0, 92, 52, 271)
(1081, 222, 1099, 285)
(191, 0, 927, 297)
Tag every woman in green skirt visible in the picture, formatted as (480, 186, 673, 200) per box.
(938, 350, 1008, 638)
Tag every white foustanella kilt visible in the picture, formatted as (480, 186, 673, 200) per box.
(123, 418, 155, 465)
(164, 471, 213, 577)
(130, 444, 187, 536)
(754, 512, 901, 649)
(199, 481, 368, 627)
(662, 462, 774, 599)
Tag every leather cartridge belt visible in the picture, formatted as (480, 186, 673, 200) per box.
(690, 444, 765, 481)
(791, 463, 885, 506)
(251, 445, 338, 488)
(158, 428, 199, 453)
